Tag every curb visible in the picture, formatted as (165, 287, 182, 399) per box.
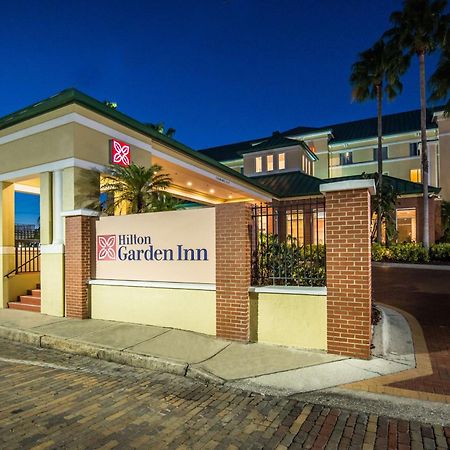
(0, 326, 189, 379)
(373, 262, 450, 271)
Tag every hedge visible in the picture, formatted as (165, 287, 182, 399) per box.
(372, 242, 450, 263)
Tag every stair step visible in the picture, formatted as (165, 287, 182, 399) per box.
(8, 302, 40, 312)
(31, 289, 41, 298)
(19, 295, 41, 306)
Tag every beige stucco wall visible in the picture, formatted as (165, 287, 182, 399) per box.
(250, 292, 327, 350)
(40, 253, 65, 316)
(90, 284, 216, 335)
(0, 124, 75, 175)
(437, 116, 450, 200)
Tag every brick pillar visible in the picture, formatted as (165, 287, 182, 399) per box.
(64, 212, 97, 319)
(320, 180, 375, 359)
(216, 202, 252, 341)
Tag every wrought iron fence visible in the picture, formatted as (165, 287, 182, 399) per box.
(251, 199, 326, 287)
(14, 239, 40, 275)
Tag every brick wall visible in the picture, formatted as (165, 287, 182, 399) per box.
(65, 215, 96, 319)
(216, 203, 252, 341)
(325, 188, 372, 359)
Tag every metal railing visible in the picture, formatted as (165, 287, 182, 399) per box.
(251, 199, 326, 287)
(4, 239, 41, 278)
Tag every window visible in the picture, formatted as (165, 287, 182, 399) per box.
(410, 169, 421, 183)
(286, 211, 304, 244)
(278, 152, 286, 170)
(397, 208, 417, 242)
(255, 156, 262, 173)
(313, 209, 325, 245)
(267, 155, 274, 171)
(409, 143, 419, 156)
(339, 152, 353, 165)
(372, 147, 388, 161)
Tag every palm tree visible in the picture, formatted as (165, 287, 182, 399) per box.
(385, 0, 449, 248)
(99, 163, 175, 214)
(350, 39, 408, 242)
(430, 42, 450, 114)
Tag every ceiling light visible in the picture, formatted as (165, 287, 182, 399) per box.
(228, 195, 233, 199)
(187, 181, 192, 187)
(209, 189, 215, 194)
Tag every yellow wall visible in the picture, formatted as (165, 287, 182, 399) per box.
(8, 272, 40, 302)
(91, 284, 216, 335)
(40, 253, 64, 316)
(0, 183, 15, 307)
(438, 116, 450, 200)
(251, 292, 327, 350)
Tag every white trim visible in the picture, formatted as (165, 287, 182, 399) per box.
(331, 155, 421, 170)
(289, 130, 332, 140)
(0, 246, 15, 255)
(0, 112, 270, 201)
(52, 170, 64, 245)
(320, 179, 376, 195)
(40, 244, 65, 254)
(0, 157, 105, 182)
(61, 209, 100, 217)
(439, 132, 450, 137)
(89, 279, 216, 291)
(14, 184, 40, 195)
(249, 286, 327, 296)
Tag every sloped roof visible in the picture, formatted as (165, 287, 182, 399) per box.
(0, 88, 275, 197)
(253, 171, 440, 198)
(198, 106, 443, 161)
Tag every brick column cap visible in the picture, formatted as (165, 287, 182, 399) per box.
(320, 179, 376, 195)
(61, 209, 100, 217)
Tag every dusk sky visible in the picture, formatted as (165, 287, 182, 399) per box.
(3, 0, 448, 224)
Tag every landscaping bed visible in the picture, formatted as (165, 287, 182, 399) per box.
(372, 242, 450, 265)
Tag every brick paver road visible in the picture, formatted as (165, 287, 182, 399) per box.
(373, 266, 450, 396)
(0, 339, 448, 450)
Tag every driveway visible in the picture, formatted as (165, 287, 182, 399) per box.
(372, 265, 450, 396)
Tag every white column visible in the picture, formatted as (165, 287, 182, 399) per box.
(52, 170, 64, 245)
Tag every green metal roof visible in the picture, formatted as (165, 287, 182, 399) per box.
(198, 106, 444, 161)
(0, 88, 275, 198)
(253, 171, 440, 198)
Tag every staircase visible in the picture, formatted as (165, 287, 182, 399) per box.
(8, 284, 41, 313)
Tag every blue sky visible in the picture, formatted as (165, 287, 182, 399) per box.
(3, 0, 448, 224)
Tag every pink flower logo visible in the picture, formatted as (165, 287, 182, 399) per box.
(97, 235, 117, 261)
(110, 139, 131, 166)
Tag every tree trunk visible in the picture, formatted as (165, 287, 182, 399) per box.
(419, 51, 430, 248)
(376, 84, 383, 244)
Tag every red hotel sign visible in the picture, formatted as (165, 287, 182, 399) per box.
(110, 139, 131, 166)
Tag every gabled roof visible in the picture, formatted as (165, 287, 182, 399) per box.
(253, 171, 324, 198)
(198, 106, 444, 161)
(0, 88, 275, 197)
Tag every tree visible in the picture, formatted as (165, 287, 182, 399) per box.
(104, 100, 118, 110)
(430, 42, 450, 114)
(350, 39, 408, 242)
(147, 122, 176, 138)
(385, 0, 449, 248)
(99, 163, 177, 215)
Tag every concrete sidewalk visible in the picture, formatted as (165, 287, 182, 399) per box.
(0, 306, 415, 396)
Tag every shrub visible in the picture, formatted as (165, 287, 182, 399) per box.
(430, 243, 450, 262)
(383, 243, 429, 263)
(371, 243, 388, 262)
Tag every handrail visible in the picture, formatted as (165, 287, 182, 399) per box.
(4, 249, 41, 278)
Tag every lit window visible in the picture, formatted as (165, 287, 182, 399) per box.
(278, 153, 286, 170)
(397, 208, 417, 242)
(339, 152, 353, 165)
(267, 155, 274, 171)
(255, 156, 262, 173)
(410, 169, 421, 183)
(313, 210, 325, 245)
(286, 211, 304, 244)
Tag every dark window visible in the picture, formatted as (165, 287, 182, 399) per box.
(373, 147, 388, 161)
(339, 152, 353, 165)
(409, 143, 419, 156)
